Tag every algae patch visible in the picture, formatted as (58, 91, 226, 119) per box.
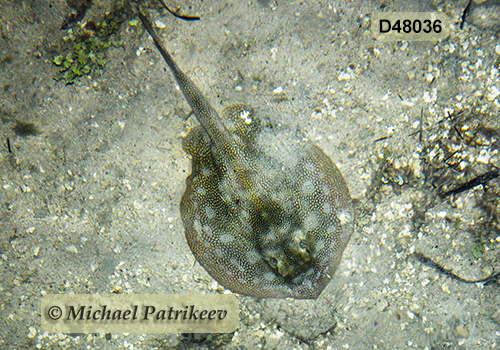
(53, 5, 127, 84)
(13, 120, 39, 137)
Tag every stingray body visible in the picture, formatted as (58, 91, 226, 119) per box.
(139, 13, 354, 298)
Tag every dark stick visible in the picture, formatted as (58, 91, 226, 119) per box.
(460, 0, 473, 30)
(157, 0, 200, 21)
(374, 135, 391, 142)
(413, 252, 500, 285)
(443, 168, 500, 197)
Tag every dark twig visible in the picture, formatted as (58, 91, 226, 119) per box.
(157, 0, 200, 21)
(413, 252, 500, 285)
(442, 168, 500, 197)
(460, 0, 473, 30)
(442, 150, 459, 165)
(419, 107, 423, 143)
(374, 135, 392, 142)
(453, 125, 464, 140)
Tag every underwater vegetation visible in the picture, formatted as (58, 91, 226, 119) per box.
(367, 106, 499, 260)
(53, 2, 127, 84)
(361, 106, 500, 284)
(52, 0, 199, 85)
(420, 107, 500, 250)
(13, 120, 39, 137)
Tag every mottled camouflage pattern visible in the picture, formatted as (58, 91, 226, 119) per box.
(141, 13, 354, 298)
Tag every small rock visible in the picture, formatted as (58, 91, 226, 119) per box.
(466, 0, 500, 31)
(455, 324, 469, 338)
(34, 208, 48, 218)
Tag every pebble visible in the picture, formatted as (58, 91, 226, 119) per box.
(466, 0, 500, 30)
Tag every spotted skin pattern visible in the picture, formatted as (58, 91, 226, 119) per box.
(140, 13, 355, 298)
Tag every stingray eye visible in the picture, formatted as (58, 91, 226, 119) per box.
(299, 240, 313, 262)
